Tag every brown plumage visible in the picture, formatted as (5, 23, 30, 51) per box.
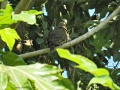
(48, 20, 70, 51)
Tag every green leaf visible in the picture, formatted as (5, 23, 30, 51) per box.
(75, 55, 98, 72)
(37, 38, 44, 44)
(0, 28, 20, 51)
(0, 69, 8, 90)
(85, 20, 94, 25)
(24, 10, 43, 15)
(70, 32, 78, 38)
(56, 48, 120, 90)
(0, 4, 16, 25)
(5, 81, 17, 90)
(0, 63, 74, 90)
(88, 75, 120, 90)
(56, 48, 97, 72)
(0, 51, 26, 66)
(12, 13, 36, 24)
(12, 10, 42, 25)
(0, 0, 3, 2)
(91, 68, 109, 76)
(56, 48, 82, 65)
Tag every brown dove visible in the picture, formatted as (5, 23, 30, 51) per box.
(48, 19, 70, 51)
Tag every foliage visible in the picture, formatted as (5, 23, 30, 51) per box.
(0, 4, 42, 50)
(12, 10, 43, 25)
(56, 48, 120, 90)
(0, 50, 26, 66)
(0, 62, 74, 90)
(0, 28, 20, 51)
(0, 0, 120, 90)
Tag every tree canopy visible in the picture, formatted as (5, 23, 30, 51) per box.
(0, 0, 120, 90)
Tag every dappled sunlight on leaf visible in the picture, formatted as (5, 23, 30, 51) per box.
(12, 10, 43, 25)
(0, 4, 16, 25)
(56, 48, 81, 64)
(0, 63, 74, 90)
(0, 28, 20, 51)
(56, 48, 120, 90)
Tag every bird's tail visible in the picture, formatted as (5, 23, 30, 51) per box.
(50, 45, 55, 51)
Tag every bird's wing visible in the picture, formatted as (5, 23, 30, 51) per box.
(48, 27, 68, 45)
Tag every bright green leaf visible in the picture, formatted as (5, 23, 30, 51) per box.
(0, 63, 74, 90)
(0, 28, 20, 51)
(24, 10, 43, 15)
(56, 48, 97, 72)
(88, 75, 120, 90)
(12, 10, 41, 25)
(0, 69, 8, 90)
(76, 55, 98, 71)
(3, 4, 13, 15)
(5, 81, 17, 90)
(56, 48, 120, 90)
(0, 4, 16, 25)
(91, 68, 109, 76)
(56, 48, 82, 64)
(0, 0, 3, 2)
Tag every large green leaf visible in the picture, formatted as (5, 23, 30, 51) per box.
(91, 68, 109, 76)
(0, 63, 74, 90)
(56, 48, 120, 90)
(0, 0, 3, 2)
(0, 4, 16, 25)
(0, 69, 8, 90)
(88, 75, 120, 90)
(0, 28, 20, 51)
(12, 10, 43, 25)
(56, 48, 97, 72)
(0, 51, 26, 66)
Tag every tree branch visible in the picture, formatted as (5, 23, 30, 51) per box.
(19, 6, 120, 59)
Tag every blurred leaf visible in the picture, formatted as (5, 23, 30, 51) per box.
(56, 48, 120, 90)
(70, 32, 78, 38)
(91, 68, 109, 76)
(0, 28, 20, 50)
(85, 20, 94, 26)
(0, 51, 26, 66)
(112, 22, 120, 51)
(12, 10, 42, 25)
(113, 51, 120, 62)
(12, 13, 36, 25)
(0, 4, 16, 25)
(0, 63, 74, 90)
(5, 81, 16, 90)
(0, 28, 20, 51)
(42, 21, 48, 30)
(0, 0, 3, 2)
(56, 48, 82, 65)
(76, 55, 98, 72)
(88, 75, 120, 90)
(56, 48, 97, 72)
(69, 0, 75, 16)
(91, 24, 114, 52)
(24, 10, 43, 15)
(37, 38, 44, 44)
(0, 71, 8, 90)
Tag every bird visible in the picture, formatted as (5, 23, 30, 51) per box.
(48, 19, 70, 51)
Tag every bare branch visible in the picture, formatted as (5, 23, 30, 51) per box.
(19, 6, 120, 59)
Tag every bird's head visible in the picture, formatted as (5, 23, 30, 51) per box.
(58, 19, 67, 29)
